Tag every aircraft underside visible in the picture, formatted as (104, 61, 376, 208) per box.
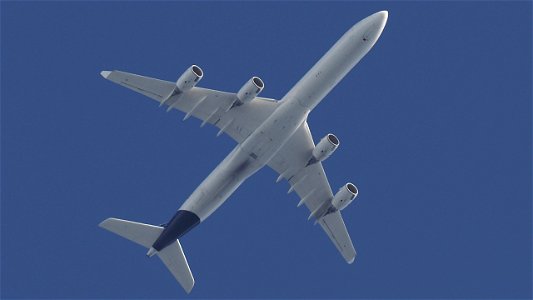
(99, 10, 388, 294)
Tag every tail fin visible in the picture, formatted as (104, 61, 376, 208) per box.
(99, 218, 195, 293)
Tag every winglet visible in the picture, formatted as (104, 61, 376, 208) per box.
(100, 71, 111, 79)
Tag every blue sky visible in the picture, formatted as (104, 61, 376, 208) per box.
(1, 1, 531, 298)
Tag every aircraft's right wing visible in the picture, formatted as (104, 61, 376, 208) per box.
(267, 122, 356, 264)
(100, 70, 278, 143)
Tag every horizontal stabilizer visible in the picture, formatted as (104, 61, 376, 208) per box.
(158, 240, 195, 293)
(99, 218, 163, 248)
(99, 218, 195, 293)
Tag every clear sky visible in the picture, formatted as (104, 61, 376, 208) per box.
(1, 1, 531, 299)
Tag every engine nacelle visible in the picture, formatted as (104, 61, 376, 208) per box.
(308, 134, 339, 165)
(236, 76, 264, 104)
(331, 183, 358, 211)
(176, 65, 203, 92)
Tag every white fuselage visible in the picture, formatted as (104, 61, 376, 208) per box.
(180, 11, 388, 221)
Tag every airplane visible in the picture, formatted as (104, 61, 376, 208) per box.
(99, 11, 388, 293)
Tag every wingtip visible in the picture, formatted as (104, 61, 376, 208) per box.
(100, 71, 111, 79)
(346, 251, 357, 264)
(98, 219, 109, 228)
(98, 217, 117, 228)
(184, 280, 195, 294)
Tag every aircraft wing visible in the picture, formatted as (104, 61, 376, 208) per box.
(101, 70, 355, 263)
(100, 70, 278, 143)
(267, 122, 356, 263)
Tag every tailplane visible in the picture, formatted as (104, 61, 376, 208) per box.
(99, 218, 195, 293)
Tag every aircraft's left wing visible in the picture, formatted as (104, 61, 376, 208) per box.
(101, 70, 278, 143)
(267, 122, 356, 263)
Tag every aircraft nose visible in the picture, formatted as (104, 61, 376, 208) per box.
(360, 11, 388, 43)
(374, 10, 388, 25)
(365, 11, 388, 26)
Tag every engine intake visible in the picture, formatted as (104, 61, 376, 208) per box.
(331, 183, 358, 211)
(237, 76, 264, 104)
(176, 65, 203, 92)
(307, 133, 339, 165)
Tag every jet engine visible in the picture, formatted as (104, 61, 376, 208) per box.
(176, 65, 203, 92)
(236, 76, 264, 104)
(308, 134, 339, 165)
(331, 183, 358, 211)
